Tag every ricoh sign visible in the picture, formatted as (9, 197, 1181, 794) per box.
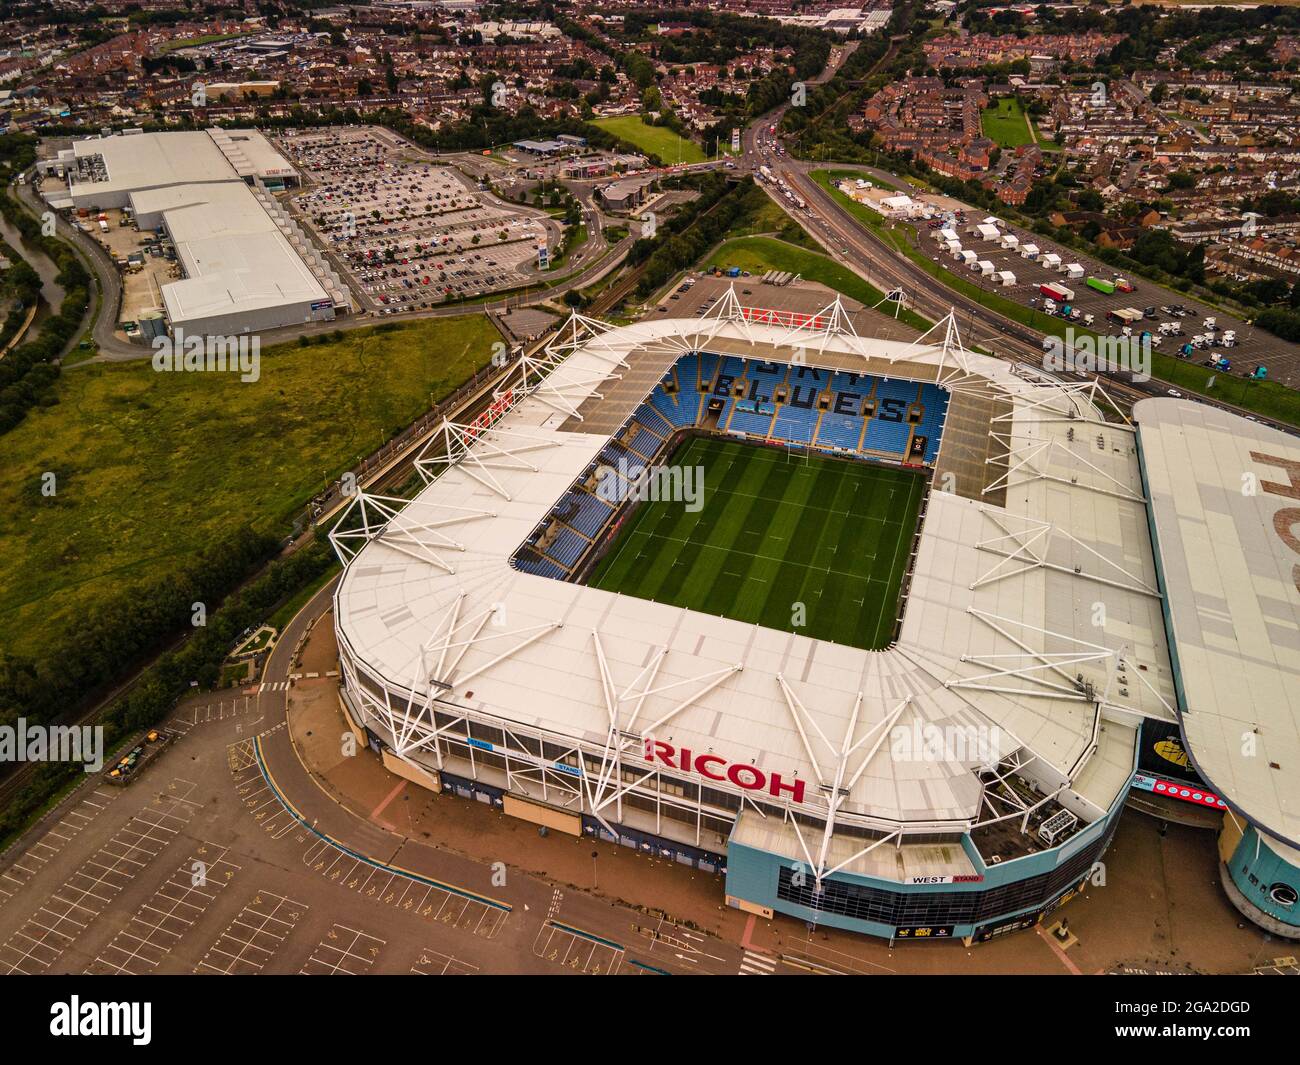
(643, 739, 806, 804)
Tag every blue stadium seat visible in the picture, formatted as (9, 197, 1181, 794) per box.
(637, 405, 674, 435)
(910, 392, 949, 463)
(650, 387, 693, 429)
(558, 490, 613, 539)
(773, 401, 819, 443)
(676, 353, 699, 390)
(516, 555, 568, 580)
(875, 378, 920, 405)
(816, 413, 863, 451)
(750, 361, 789, 386)
(541, 527, 588, 568)
(864, 413, 912, 455)
(729, 408, 776, 436)
(625, 425, 659, 462)
(720, 356, 748, 380)
(698, 353, 720, 391)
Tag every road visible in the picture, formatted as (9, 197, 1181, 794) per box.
(11, 161, 635, 365)
(736, 97, 1298, 435)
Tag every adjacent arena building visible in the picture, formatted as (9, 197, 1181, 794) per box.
(329, 292, 1299, 942)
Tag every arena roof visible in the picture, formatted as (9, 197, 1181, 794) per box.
(1135, 398, 1300, 848)
(332, 296, 1174, 861)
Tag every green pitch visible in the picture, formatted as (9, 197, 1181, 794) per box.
(588, 437, 925, 650)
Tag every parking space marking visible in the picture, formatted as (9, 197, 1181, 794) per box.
(88, 842, 239, 974)
(276, 127, 550, 314)
(229, 736, 511, 940)
(532, 920, 625, 975)
(195, 890, 309, 975)
(411, 946, 479, 975)
(0, 787, 121, 908)
(300, 925, 385, 975)
(0, 781, 197, 974)
(169, 697, 256, 734)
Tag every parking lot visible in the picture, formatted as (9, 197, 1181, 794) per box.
(903, 200, 1300, 385)
(277, 127, 556, 314)
(194, 890, 308, 974)
(229, 736, 511, 940)
(533, 919, 626, 975)
(87, 841, 239, 974)
(0, 779, 199, 974)
(300, 924, 385, 974)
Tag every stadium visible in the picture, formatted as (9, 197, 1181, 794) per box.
(329, 288, 1300, 943)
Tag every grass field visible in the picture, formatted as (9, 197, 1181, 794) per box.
(981, 98, 1035, 148)
(588, 437, 924, 649)
(0, 315, 500, 657)
(706, 236, 933, 333)
(590, 115, 708, 165)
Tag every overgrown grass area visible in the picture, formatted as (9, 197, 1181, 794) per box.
(0, 316, 501, 657)
(590, 115, 708, 164)
(705, 234, 933, 333)
(810, 169, 1300, 427)
(981, 98, 1035, 148)
(730, 195, 821, 247)
(548, 223, 588, 270)
(1033, 119, 1062, 151)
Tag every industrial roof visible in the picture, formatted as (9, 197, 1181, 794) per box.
(133, 182, 327, 326)
(208, 128, 299, 181)
(68, 129, 295, 196)
(70, 131, 236, 196)
(334, 303, 1172, 834)
(1136, 398, 1300, 847)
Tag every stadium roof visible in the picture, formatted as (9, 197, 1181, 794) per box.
(1135, 398, 1300, 848)
(333, 297, 1175, 853)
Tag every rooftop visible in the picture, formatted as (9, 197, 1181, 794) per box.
(333, 299, 1173, 843)
(1136, 398, 1300, 848)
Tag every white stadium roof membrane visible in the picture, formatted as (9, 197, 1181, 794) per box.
(1136, 399, 1300, 849)
(332, 299, 1176, 857)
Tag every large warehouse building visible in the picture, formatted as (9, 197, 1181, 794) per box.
(42, 129, 343, 335)
(327, 296, 1299, 942)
